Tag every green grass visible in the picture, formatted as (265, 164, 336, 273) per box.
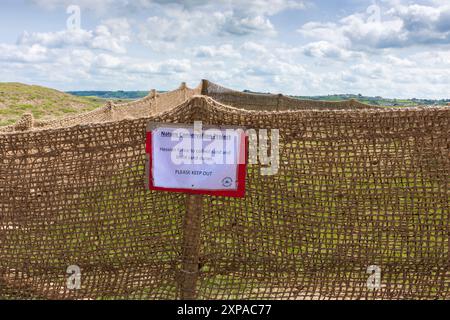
(0, 82, 108, 127)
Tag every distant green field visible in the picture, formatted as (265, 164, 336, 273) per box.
(0, 83, 108, 127)
(68, 90, 149, 100)
(293, 94, 449, 107)
(241, 90, 448, 107)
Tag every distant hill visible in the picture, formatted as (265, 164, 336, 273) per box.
(293, 94, 450, 107)
(68, 91, 149, 100)
(71, 90, 449, 107)
(0, 83, 107, 127)
(242, 90, 449, 107)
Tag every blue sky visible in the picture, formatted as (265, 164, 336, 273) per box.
(0, 0, 449, 98)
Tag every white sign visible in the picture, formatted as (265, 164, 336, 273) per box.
(146, 122, 246, 197)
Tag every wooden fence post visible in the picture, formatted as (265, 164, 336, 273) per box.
(106, 101, 115, 121)
(180, 194, 203, 300)
(179, 92, 205, 300)
(201, 79, 209, 95)
(277, 94, 283, 111)
(150, 89, 158, 113)
(180, 82, 187, 101)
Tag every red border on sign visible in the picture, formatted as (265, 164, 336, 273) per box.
(145, 128, 247, 198)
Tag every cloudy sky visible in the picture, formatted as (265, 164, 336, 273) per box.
(0, 0, 449, 98)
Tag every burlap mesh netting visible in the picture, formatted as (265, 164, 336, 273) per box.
(0, 80, 449, 300)
(204, 80, 384, 111)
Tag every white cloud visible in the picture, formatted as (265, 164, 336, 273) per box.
(93, 53, 122, 69)
(156, 59, 192, 75)
(385, 55, 416, 67)
(89, 54, 192, 76)
(297, 22, 343, 44)
(30, 0, 128, 11)
(243, 58, 306, 77)
(17, 18, 131, 54)
(0, 44, 49, 63)
(301, 41, 365, 60)
(91, 18, 131, 53)
(350, 63, 387, 79)
(138, 7, 278, 51)
(216, 12, 276, 36)
(298, 2, 450, 50)
(138, 10, 217, 51)
(191, 44, 241, 59)
(240, 41, 268, 54)
(18, 29, 91, 48)
(31, 0, 306, 15)
(32, 0, 305, 38)
(236, 0, 306, 15)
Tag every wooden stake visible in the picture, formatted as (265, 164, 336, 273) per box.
(180, 194, 203, 300)
(201, 79, 209, 95)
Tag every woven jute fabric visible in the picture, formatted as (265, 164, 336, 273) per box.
(0, 82, 449, 300)
(204, 80, 384, 111)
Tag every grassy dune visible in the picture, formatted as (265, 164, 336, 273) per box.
(0, 82, 107, 127)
